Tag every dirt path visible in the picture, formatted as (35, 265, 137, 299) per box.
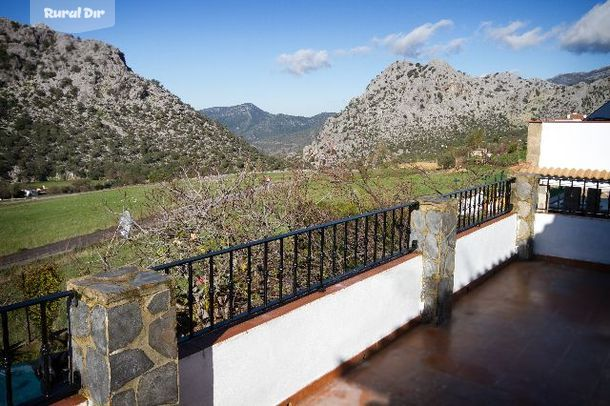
(0, 225, 117, 269)
(0, 177, 286, 269)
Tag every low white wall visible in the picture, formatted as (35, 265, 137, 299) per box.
(538, 122, 610, 171)
(180, 255, 424, 406)
(454, 214, 517, 292)
(534, 213, 610, 264)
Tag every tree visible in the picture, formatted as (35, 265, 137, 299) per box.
(466, 128, 485, 148)
(438, 152, 456, 169)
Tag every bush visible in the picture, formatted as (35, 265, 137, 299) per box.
(39, 70, 56, 79)
(0, 181, 24, 199)
(0, 45, 9, 69)
(21, 263, 63, 329)
(438, 152, 456, 169)
(64, 179, 97, 192)
(22, 263, 62, 299)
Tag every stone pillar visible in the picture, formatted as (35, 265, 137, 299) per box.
(68, 267, 179, 405)
(512, 174, 539, 260)
(411, 197, 458, 325)
(526, 121, 542, 167)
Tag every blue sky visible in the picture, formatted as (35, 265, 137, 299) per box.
(1, 0, 609, 115)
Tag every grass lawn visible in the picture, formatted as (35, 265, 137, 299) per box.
(0, 184, 156, 256)
(308, 166, 505, 213)
(0, 165, 509, 304)
(0, 167, 506, 257)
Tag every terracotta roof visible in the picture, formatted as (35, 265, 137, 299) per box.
(512, 164, 610, 180)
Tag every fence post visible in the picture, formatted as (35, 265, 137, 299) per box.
(411, 196, 458, 325)
(67, 267, 179, 405)
(512, 174, 539, 259)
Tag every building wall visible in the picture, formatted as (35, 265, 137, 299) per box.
(537, 122, 610, 171)
(454, 214, 518, 292)
(534, 212, 610, 264)
(179, 255, 424, 406)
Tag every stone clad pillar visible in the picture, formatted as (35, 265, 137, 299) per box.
(512, 174, 539, 260)
(411, 196, 458, 325)
(67, 267, 179, 405)
(526, 121, 542, 167)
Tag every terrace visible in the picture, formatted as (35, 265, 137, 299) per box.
(1, 117, 610, 405)
(297, 260, 610, 405)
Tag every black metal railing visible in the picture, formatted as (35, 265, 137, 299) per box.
(0, 291, 79, 406)
(538, 176, 610, 217)
(444, 177, 515, 232)
(152, 202, 419, 342)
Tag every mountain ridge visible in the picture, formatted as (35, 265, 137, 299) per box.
(305, 59, 610, 166)
(548, 65, 610, 86)
(0, 19, 273, 182)
(201, 103, 334, 156)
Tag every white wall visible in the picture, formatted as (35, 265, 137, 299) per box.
(180, 255, 424, 406)
(538, 122, 610, 171)
(534, 213, 610, 264)
(454, 214, 517, 292)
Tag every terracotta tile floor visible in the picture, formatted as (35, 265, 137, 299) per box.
(298, 261, 610, 405)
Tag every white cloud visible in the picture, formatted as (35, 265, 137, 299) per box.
(334, 45, 372, 56)
(423, 38, 466, 57)
(277, 49, 331, 75)
(561, 0, 610, 53)
(483, 21, 554, 50)
(376, 19, 454, 57)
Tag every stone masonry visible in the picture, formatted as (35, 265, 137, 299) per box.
(512, 174, 539, 260)
(526, 121, 542, 167)
(67, 267, 179, 405)
(411, 197, 458, 325)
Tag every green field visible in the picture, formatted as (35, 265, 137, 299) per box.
(0, 184, 156, 256)
(0, 166, 506, 304)
(0, 167, 504, 257)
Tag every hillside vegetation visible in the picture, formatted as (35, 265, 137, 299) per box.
(0, 19, 276, 184)
(202, 103, 334, 156)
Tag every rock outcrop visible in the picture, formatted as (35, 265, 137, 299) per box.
(305, 59, 610, 166)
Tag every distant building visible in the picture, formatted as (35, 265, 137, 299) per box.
(469, 148, 492, 162)
(525, 101, 610, 178)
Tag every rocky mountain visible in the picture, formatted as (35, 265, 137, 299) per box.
(201, 103, 334, 155)
(305, 60, 610, 166)
(548, 65, 610, 86)
(0, 19, 274, 182)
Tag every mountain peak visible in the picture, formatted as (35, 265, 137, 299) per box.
(305, 60, 610, 165)
(0, 18, 270, 181)
(201, 104, 334, 156)
(548, 65, 610, 86)
(239, 102, 260, 109)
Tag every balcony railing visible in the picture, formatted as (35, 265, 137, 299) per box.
(151, 202, 419, 342)
(0, 291, 79, 406)
(443, 177, 515, 232)
(538, 176, 610, 217)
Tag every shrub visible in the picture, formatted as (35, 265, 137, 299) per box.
(0, 180, 20, 199)
(0, 45, 10, 69)
(72, 178, 94, 192)
(39, 70, 56, 79)
(21, 263, 63, 330)
(438, 152, 456, 169)
(22, 263, 62, 299)
(59, 77, 72, 88)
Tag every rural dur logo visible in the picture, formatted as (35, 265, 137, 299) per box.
(30, 0, 115, 33)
